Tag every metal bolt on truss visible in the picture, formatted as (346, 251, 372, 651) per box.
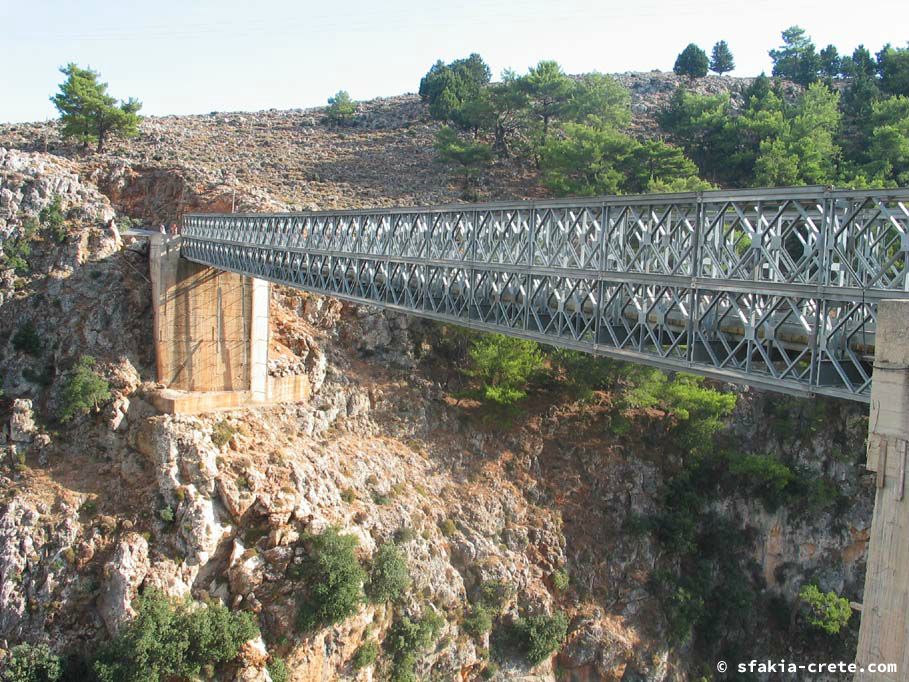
(180, 186, 909, 402)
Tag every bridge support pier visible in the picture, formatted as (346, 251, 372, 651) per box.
(147, 233, 304, 413)
(856, 299, 909, 681)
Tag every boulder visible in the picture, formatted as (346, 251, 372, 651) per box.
(98, 533, 150, 635)
(9, 400, 36, 443)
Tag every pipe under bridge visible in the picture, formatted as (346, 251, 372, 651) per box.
(180, 186, 909, 403)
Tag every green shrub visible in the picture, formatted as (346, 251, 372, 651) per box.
(802, 477, 841, 513)
(661, 375, 736, 451)
(92, 590, 258, 682)
(12, 322, 42, 357)
(385, 610, 445, 682)
(2, 643, 62, 682)
(4, 254, 29, 275)
(59, 356, 111, 422)
(510, 612, 568, 665)
(366, 542, 410, 604)
(477, 580, 514, 610)
(727, 453, 794, 490)
(464, 333, 545, 405)
(550, 350, 624, 400)
(267, 656, 288, 682)
(39, 198, 67, 244)
(622, 371, 735, 455)
(394, 526, 417, 544)
(159, 506, 175, 523)
(551, 569, 570, 592)
(371, 491, 391, 506)
(296, 527, 366, 631)
(341, 488, 357, 504)
(210, 420, 239, 448)
(463, 605, 493, 638)
(799, 584, 852, 634)
(725, 452, 795, 509)
(550, 569, 571, 592)
(351, 640, 379, 669)
(434, 126, 493, 195)
(658, 575, 706, 643)
(439, 518, 457, 537)
(2, 236, 32, 275)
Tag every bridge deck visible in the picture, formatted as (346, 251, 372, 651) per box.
(180, 186, 909, 402)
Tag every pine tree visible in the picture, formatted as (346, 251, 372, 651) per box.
(878, 45, 909, 97)
(709, 41, 735, 75)
(518, 60, 576, 150)
(434, 126, 493, 194)
(819, 45, 841, 79)
(674, 44, 709, 78)
(325, 90, 356, 126)
(418, 53, 491, 127)
(50, 64, 141, 152)
(768, 26, 820, 86)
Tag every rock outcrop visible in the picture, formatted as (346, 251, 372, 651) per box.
(97, 533, 149, 634)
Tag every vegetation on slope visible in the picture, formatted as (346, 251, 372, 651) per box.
(422, 28, 909, 195)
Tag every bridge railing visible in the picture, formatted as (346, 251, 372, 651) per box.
(181, 186, 909, 402)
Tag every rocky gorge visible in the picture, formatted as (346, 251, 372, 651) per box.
(0, 71, 872, 681)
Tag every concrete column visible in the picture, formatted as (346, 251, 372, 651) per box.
(856, 299, 909, 681)
(148, 234, 256, 394)
(249, 278, 270, 402)
(147, 233, 182, 385)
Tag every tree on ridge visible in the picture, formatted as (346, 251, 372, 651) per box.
(674, 44, 709, 78)
(50, 63, 141, 152)
(710, 41, 735, 75)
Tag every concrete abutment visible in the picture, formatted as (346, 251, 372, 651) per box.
(147, 233, 305, 413)
(857, 299, 909, 681)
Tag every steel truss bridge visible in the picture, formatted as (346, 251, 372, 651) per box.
(181, 186, 909, 403)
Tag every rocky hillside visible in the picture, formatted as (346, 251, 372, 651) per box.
(0, 71, 780, 221)
(0, 71, 870, 682)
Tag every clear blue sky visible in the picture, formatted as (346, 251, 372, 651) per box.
(2, 0, 907, 123)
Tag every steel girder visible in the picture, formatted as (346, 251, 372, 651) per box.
(180, 186, 909, 402)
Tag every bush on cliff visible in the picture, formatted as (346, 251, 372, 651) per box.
(92, 590, 258, 682)
(799, 584, 852, 634)
(296, 527, 366, 631)
(365, 542, 410, 604)
(464, 333, 545, 406)
(385, 610, 446, 682)
(2, 643, 62, 682)
(59, 356, 111, 422)
(493, 611, 568, 666)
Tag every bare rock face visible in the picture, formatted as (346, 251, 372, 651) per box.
(234, 636, 273, 682)
(132, 416, 231, 567)
(0, 498, 81, 642)
(143, 557, 194, 599)
(227, 539, 265, 603)
(9, 399, 36, 443)
(217, 475, 256, 521)
(98, 532, 150, 635)
(0, 500, 34, 636)
(346, 307, 415, 368)
(0, 148, 115, 240)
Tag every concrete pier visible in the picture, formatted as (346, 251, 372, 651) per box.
(147, 233, 306, 413)
(856, 299, 909, 681)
